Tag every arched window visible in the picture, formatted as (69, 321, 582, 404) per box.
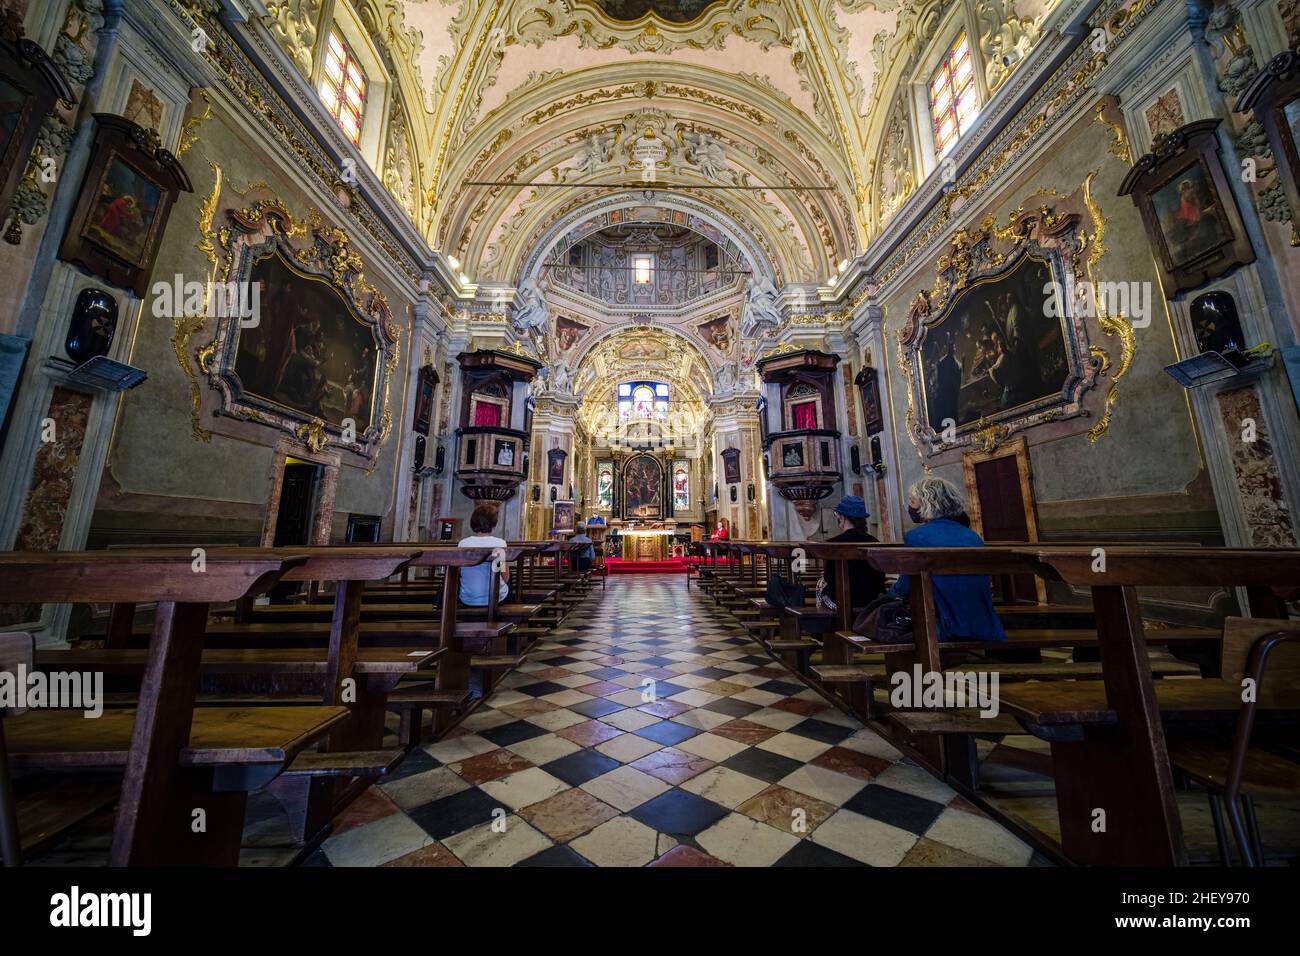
(617, 381, 669, 421)
(320, 28, 368, 144)
(929, 32, 977, 157)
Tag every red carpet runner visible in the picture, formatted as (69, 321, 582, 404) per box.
(599, 557, 737, 575)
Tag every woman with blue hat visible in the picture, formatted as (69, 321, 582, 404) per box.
(817, 494, 887, 614)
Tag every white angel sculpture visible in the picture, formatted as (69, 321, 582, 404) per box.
(550, 360, 573, 394)
(685, 131, 727, 182)
(577, 134, 610, 174)
(715, 361, 738, 395)
(512, 277, 550, 336)
(740, 275, 782, 338)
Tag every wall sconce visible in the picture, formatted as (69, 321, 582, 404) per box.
(532, 484, 541, 502)
(729, 485, 738, 503)
(849, 445, 862, 475)
(746, 482, 755, 502)
(433, 443, 446, 475)
(550, 486, 558, 502)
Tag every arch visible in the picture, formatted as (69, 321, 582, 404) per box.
(517, 191, 778, 289)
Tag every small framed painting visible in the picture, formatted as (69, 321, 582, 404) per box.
(553, 500, 575, 532)
(855, 365, 883, 435)
(1119, 119, 1254, 296)
(59, 114, 191, 296)
(412, 364, 437, 435)
(721, 446, 741, 484)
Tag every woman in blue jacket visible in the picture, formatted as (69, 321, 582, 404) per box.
(891, 477, 1006, 642)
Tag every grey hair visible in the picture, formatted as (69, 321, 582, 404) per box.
(575, 522, 587, 533)
(907, 476, 966, 521)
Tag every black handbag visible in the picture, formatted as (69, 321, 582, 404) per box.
(765, 573, 807, 608)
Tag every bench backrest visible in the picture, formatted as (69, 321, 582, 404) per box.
(1221, 617, 1300, 689)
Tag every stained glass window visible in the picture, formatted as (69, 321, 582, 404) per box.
(672, 459, 690, 511)
(617, 381, 669, 421)
(929, 32, 977, 157)
(320, 29, 367, 144)
(596, 461, 614, 509)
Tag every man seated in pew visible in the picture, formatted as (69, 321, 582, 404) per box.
(816, 495, 886, 616)
(869, 477, 1006, 643)
(570, 522, 595, 572)
(457, 504, 511, 606)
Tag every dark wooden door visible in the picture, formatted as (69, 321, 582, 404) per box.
(273, 462, 320, 547)
(973, 454, 1035, 602)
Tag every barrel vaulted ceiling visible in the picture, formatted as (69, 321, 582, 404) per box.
(271, 0, 1060, 283)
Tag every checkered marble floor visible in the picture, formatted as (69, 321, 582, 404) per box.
(307, 577, 1044, 867)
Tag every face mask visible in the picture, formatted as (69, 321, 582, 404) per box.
(907, 505, 923, 524)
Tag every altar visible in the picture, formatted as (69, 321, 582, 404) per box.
(620, 528, 674, 561)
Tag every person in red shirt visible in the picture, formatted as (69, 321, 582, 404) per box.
(709, 519, 729, 541)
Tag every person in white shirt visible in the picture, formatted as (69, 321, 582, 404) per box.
(457, 504, 511, 606)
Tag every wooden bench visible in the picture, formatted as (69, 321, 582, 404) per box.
(0, 550, 344, 865)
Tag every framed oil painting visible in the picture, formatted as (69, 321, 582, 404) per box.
(855, 365, 883, 435)
(209, 202, 399, 458)
(60, 115, 191, 296)
(1119, 119, 1254, 296)
(232, 251, 380, 431)
(1239, 52, 1300, 243)
(721, 446, 741, 484)
(412, 364, 436, 435)
(0, 18, 72, 228)
(918, 254, 1071, 430)
(547, 447, 568, 485)
(899, 184, 1108, 462)
(553, 500, 575, 532)
(624, 454, 663, 518)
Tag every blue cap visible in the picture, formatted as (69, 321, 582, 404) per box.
(834, 495, 868, 519)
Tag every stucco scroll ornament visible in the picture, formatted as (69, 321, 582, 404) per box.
(739, 275, 781, 338)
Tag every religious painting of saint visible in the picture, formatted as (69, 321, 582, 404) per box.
(547, 447, 567, 485)
(494, 440, 516, 468)
(0, 76, 26, 164)
(233, 251, 379, 430)
(918, 255, 1070, 429)
(553, 500, 575, 532)
(412, 365, 435, 435)
(1150, 162, 1231, 268)
(81, 152, 164, 267)
(596, 462, 614, 509)
(781, 443, 804, 468)
(672, 460, 689, 511)
(623, 454, 662, 518)
(721, 447, 741, 484)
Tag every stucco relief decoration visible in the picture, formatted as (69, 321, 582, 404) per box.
(510, 0, 788, 55)
(898, 188, 1112, 462)
(266, 0, 322, 76)
(978, 0, 1043, 94)
(206, 200, 400, 460)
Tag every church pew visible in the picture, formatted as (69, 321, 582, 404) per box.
(0, 549, 349, 866)
(996, 547, 1300, 866)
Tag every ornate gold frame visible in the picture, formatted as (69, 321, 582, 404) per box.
(897, 185, 1112, 462)
(205, 200, 400, 459)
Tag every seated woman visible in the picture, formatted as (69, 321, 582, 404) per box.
(570, 522, 595, 572)
(457, 503, 511, 607)
(890, 477, 1006, 642)
(818, 495, 887, 614)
